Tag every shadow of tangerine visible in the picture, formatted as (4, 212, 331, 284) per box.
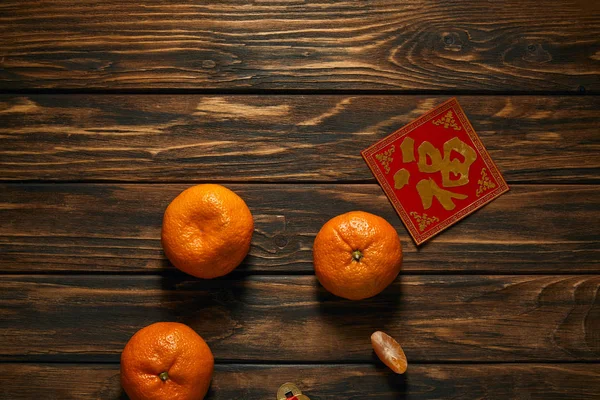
(159, 270, 249, 329)
(156, 254, 252, 374)
(378, 361, 409, 400)
(93, 372, 129, 399)
(314, 277, 407, 395)
(315, 275, 405, 350)
(156, 270, 250, 399)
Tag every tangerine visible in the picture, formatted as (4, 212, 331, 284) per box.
(121, 322, 214, 400)
(162, 184, 253, 278)
(313, 211, 402, 300)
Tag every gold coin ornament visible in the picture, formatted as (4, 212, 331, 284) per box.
(277, 382, 310, 400)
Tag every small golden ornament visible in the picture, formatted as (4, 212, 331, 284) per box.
(277, 382, 310, 400)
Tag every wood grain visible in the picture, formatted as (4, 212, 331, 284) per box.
(0, 0, 598, 91)
(1, 184, 598, 274)
(1, 95, 598, 183)
(1, 363, 599, 400)
(1, 1, 598, 397)
(1, 275, 598, 362)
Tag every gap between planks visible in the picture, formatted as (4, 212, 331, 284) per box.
(0, 89, 596, 96)
(1, 360, 599, 365)
(0, 270, 599, 276)
(1, 181, 598, 185)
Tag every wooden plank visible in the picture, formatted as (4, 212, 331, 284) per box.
(1, 363, 599, 400)
(1, 95, 598, 183)
(0, 275, 598, 362)
(0, 1, 598, 91)
(1, 184, 597, 274)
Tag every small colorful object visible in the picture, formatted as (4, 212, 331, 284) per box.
(277, 382, 310, 400)
(362, 98, 509, 245)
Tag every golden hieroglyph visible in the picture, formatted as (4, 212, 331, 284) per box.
(393, 168, 410, 189)
(416, 178, 468, 211)
(400, 137, 416, 162)
(409, 211, 440, 232)
(432, 111, 462, 131)
(398, 137, 477, 210)
(375, 146, 395, 174)
(476, 168, 496, 197)
(418, 137, 477, 187)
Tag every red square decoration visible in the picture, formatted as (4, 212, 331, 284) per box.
(362, 98, 509, 245)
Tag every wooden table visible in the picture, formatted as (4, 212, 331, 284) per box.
(1, 1, 599, 399)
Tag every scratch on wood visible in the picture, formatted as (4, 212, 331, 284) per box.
(528, 110, 553, 120)
(0, 98, 40, 114)
(194, 98, 290, 120)
(411, 98, 439, 116)
(494, 99, 515, 118)
(0, 123, 181, 137)
(298, 97, 355, 126)
(147, 141, 235, 156)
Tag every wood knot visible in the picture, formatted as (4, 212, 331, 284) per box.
(274, 235, 288, 249)
(440, 32, 463, 52)
(202, 60, 216, 69)
(523, 43, 551, 63)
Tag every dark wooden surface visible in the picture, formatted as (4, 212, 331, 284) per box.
(1, 275, 598, 362)
(1, 95, 598, 183)
(1, 0, 599, 91)
(1, 184, 598, 273)
(1, 0, 599, 399)
(1, 364, 599, 400)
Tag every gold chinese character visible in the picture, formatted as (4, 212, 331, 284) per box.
(393, 168, 410, 189)
(400, 137, 415, 163)
(416, 178, 468, 211)
(393, 136, 477, 211)
(417, 137, 477, 187)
